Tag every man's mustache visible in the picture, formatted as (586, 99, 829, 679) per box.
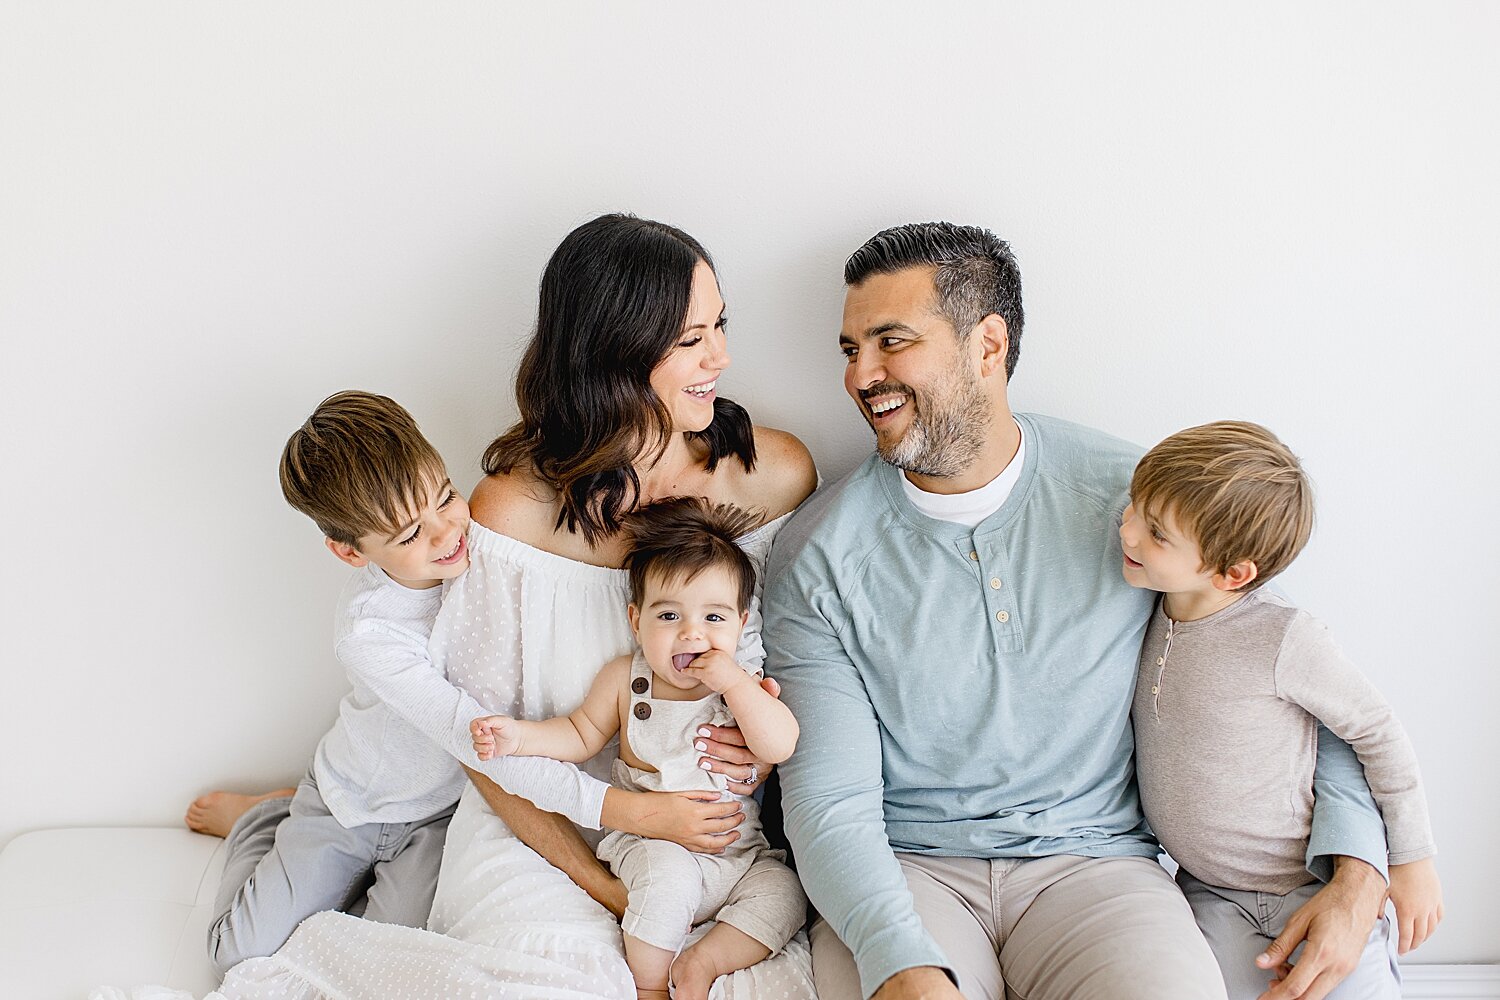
(858, 382, 914, 402)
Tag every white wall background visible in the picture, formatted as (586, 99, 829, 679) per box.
(2, 1, 1495, 965)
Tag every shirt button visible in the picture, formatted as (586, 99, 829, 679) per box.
(969, 551, 979, 561)
(995, 610, 1010, 623)
(990, 578, 1002, 590)
(1151, 686, 1160, 694)
(633, 703, 652, 721)
(1156, 657, 1164, 665)
(631, 677, 649, 694)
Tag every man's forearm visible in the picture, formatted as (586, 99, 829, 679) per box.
(1307, 724, 1389, 883)
(462, 765, 627, 918)
(1329, 854, 1387, 906)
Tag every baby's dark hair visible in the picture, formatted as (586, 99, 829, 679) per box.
(621, 497, 762, 612)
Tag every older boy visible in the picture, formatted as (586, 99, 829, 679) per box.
(199, 391, 609, 973)
(1121, 421, 1441, 998)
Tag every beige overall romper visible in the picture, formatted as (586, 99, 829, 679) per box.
(596, 649, 807, 955)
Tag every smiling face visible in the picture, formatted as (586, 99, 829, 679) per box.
(627, 564, 749, 695)
(1118, 501, 1217, 596)
(329, 474, 472, 589)
(650, 259, 731, 435)
(840, 267, 993, 479)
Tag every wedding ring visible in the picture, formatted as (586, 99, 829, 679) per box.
(745, 765, 760, 786)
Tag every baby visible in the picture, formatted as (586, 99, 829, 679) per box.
(471, 496, 806, 1000)
(1121, 420, 1441, 998)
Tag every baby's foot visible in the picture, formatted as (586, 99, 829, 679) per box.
(669, 947, 719, 1000)
(185, 788, 295, 838)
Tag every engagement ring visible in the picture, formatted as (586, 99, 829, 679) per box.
(745, 765, 760, 786)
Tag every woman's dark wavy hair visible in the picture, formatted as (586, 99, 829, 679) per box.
(483, 214, 756, 544)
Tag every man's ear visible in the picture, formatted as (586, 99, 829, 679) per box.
(973, 313, 1009, 379)
(1213, 560, 1259, 592)
(325, 537, 369, 569)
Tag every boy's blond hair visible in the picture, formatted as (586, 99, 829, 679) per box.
(1130, 421, 1314, 588)
(280, 390, 447, 548)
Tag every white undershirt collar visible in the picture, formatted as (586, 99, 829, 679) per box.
(900, 421, 1026, 528)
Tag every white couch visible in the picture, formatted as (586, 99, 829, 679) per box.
(0, 827, 226, 999)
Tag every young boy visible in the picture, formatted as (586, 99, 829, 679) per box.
(194, 390, 609, 974)
(471, 497, 807, 1000)
(1120, 420, 1442, 998)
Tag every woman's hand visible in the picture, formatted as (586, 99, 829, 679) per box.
(696, 676, 782, 795)
(603, 788, 744, 854)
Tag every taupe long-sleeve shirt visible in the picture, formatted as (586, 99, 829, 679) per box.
(1132, 589, 1435, 894)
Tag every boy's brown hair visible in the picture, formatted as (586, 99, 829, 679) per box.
(1130, 420, 1315, 589)
(621, 497, 762, 612)
(280, 390, 447, 548)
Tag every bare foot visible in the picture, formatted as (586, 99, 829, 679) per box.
(185, 788, 295, 838)
(669, 947, 719, 1000)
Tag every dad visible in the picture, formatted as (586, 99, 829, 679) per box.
(764, 222, 1389, 1000)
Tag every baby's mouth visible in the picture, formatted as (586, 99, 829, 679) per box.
(672, 652, 699, 671)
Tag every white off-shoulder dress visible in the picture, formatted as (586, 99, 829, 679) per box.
(201, 514, 814, 1000)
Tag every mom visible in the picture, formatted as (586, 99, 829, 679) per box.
(424, 214, 817, 992)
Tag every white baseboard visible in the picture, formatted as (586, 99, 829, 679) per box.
(1403, 964, 1500, 999)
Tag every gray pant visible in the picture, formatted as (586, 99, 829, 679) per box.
(207, 769, 455, 975)
(812, 853, 1226, 1000)
(1178, 869, 1400, 1000)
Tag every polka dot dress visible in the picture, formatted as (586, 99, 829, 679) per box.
(201, 518, 815, 1000)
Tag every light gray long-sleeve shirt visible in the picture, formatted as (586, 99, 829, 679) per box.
(313, 561, 607, 828)
(1133, 589, 1435, 894)
(764, 412, 1389, 998)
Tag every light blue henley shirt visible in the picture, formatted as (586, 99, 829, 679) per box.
(765, 412, 1387, 997)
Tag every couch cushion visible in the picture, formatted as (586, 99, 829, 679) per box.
(0, 828, 225, 999)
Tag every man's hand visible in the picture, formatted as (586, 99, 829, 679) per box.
(603, 787, 744, 854)
(1387, 858, 1443, 953)
(470, 715, 522, 759)
(872, 967, 965, 1000)
(695, 676, 781, 795)
(1256, 856, 1386, 1000)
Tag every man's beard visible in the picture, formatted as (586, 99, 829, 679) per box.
(869, 358, 991, 479)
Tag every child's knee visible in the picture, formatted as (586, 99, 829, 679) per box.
(207, 912, 261, 977)
(206, 898, 305, 975)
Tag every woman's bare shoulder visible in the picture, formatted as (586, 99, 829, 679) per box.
(468, 468, 561, 547)
(744, 425, 817, 519)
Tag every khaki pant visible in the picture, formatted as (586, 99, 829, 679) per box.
(811, 853, 1227, 1000)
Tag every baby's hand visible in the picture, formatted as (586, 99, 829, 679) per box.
(679, 649, 752, 695)
(470, 715, 522, 760)
(1387, 858, 1443, 953)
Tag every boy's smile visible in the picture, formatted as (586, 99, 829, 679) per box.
(330, 476, 472, 590)
(1119, 503, 1210, 593)
(1119, 502, 1251, 621)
